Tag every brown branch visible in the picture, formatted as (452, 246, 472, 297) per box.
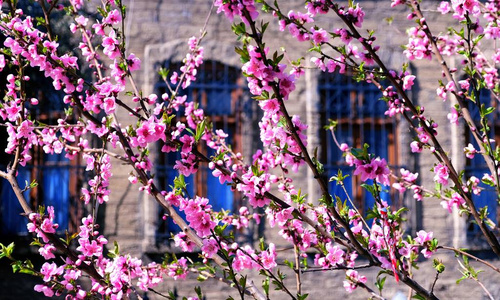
(437, 246, 500, 273)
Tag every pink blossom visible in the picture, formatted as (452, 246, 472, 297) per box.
(438, 1, 451, 14)
(467, 176, 481, 195)
(400, 168, 418, 183)
(433, 163, 449, 185)
(445, 81, 456, 92)
(39, 244, 56, 260)
(410, 141, 422, 153)
(414, 230, 433, 245)
(260, 243, 277, 270)
(40, 262, 64, 282)
(127, 53, 141, 71)
(167, 258, 188, 280)
(325, 242, 345, 266)
(0, 54, 5, 71)
(173, 232, 196, 252)
(392, 182, 406, 193)
(353, 157, 390, 185)
(40, 218, 57, 234)
(437, 86, 447, 100)
(440, 192, 465, 213)
(402, 75, 416, 90)
(340, 143, 349, 152)
(105, 9, 122, 25)
(201, 239, 219, 258)
(310, 27, 329, 44)
(343, 270, 367, 293)
(391, 0, 405, 7)
(458, 79, 470, 90)
(464, 143, 477, 159)
(447, 107, 459, 125)
(34, 285, 54, 297)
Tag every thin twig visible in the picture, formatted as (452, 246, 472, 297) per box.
(430, 271, 440, 295)
(437, 246, 500, 273)
(475, 278, 495, 300)
(301, 263, 373, 273)
(294, 244, 302, 295)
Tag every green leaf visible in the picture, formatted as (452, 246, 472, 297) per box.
(194, 286, 204, 299)
(366, 207, 379, 220)
(231, 22, 247, 36)
(259, 237, 265, 251)
(108, 241, 120, 259)
(194, 118, 206, 142)
(262, 277, 270, 296)
(375, 276, 386, 292)
(35, 16, 46, 27)
(173, 174, 187, 192)
(11, 261, 22, 273)
(298, 293, 309, 300)
(312, 157, 324, 174)
(18, 268, 35, 275)
(158, 67, 170, 81)
(234, 46, 250, 64)
(308, 45, 322, 53)
(433, 259, 445, 273)
(484, 106, 495, 116)
(239, 275, 247, 290)
(330, 169, 349, 183)
(261, 21, 269, 34)
(283, 259, 294, 269)
(275, 53, 284, 64)
(291, 189, 307, 204)
(0, 242, 15, 259)
(361, 183, 376, 196)
(481, 176, 495, 186)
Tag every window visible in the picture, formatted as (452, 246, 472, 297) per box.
(318, 71, 400, 214)
(463, 90, 500, 245)
(0, 2, 89, 238)
(155, 60, 249, 243)
(0, 72, 85, 237)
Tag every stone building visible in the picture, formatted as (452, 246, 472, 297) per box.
(1, 0, 500, 299)
(98, 0, 499, 299)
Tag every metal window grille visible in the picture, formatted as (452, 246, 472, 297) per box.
(0, 93, 85, 236)
(155, 60, 250, 243)
(318, 72, 400, 214)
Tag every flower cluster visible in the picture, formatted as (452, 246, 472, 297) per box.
(352, 157, 391, 186)
(180, 196, 216, 238)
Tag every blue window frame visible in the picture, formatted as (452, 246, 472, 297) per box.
(155, 60, 248, 241)
(319, 72, 400, 214)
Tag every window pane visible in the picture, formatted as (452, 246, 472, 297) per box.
(155, 60, 245, 242)
(319, 71, 398, 215)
